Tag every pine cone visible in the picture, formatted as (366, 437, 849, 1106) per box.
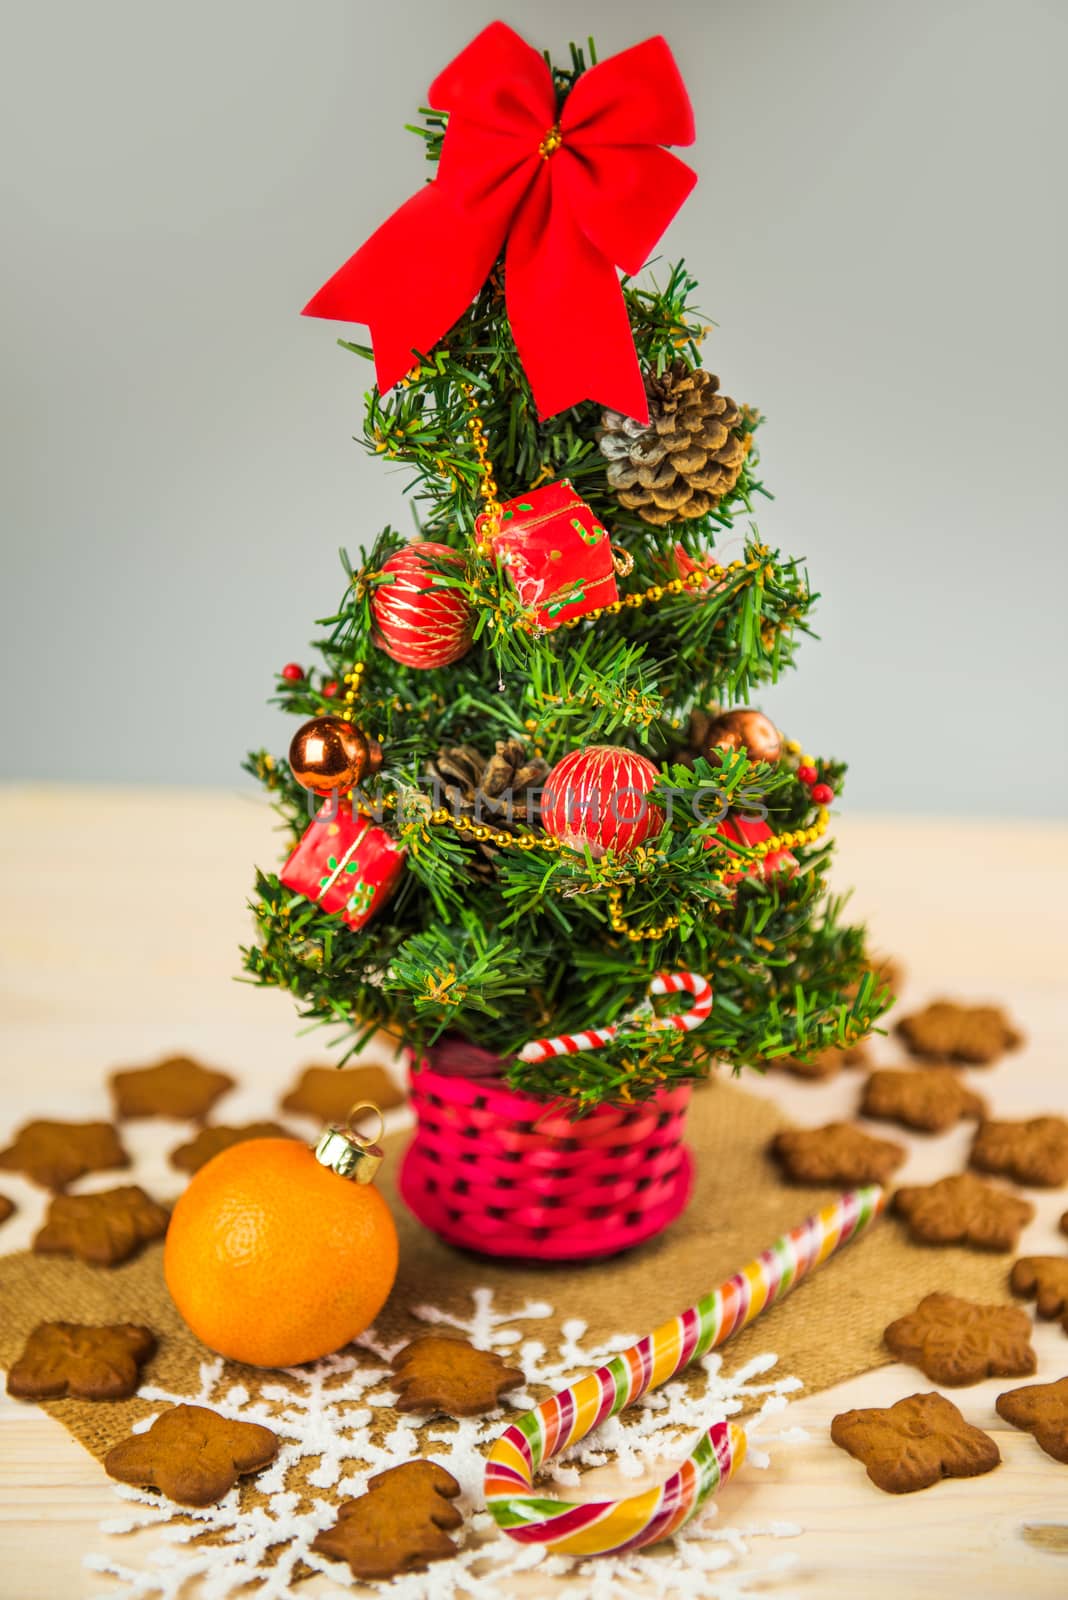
(597, 362, 751, 526)
(426, 739, 548, 830)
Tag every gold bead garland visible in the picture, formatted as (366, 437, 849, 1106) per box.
(461, 381, 503, 555)
(340, 662, 366, 724)
(349, 783, 829, 941)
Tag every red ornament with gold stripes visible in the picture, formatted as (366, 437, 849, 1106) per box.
(541, 744, 664, 859)
(371, 541, 476, 669)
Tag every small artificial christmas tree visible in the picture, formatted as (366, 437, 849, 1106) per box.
(244, 24, 889, 1259)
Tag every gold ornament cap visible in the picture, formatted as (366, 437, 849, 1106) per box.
(314, 1102, 385, 1185)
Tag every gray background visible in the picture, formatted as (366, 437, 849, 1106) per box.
(2, 0, 1066, 815)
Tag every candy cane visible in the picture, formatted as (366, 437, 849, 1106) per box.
(485, 1185, 885, 1557)
(518, 971, 713, 1065)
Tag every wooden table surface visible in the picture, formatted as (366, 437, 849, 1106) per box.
(1, 785, 1066, 1598)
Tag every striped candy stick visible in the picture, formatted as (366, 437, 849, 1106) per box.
(485, 1185, 886, 1557)
(518, 971, 713, 1064)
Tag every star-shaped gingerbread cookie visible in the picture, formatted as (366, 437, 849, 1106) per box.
(33, 1184, 170, 1266)
(1010, 1257, 1068, 1331)
(884, 1292, 1036, 1385)
(892, 1173, 1034, 1252)
(169, 1122, 295, 1174)
(280, 1063, 404, 1122)
(311, 1461, 463, 1580)
(970, 1116, 1068, 1188)
(391, 1335, 524, 1416)
(0, 1119, 129, 1190)
(104, 1404, 278, 1506)
(7, 1322, 157, 1401)
(860, 1068, 986, 1134)
(110, 1056, 234, 1121)
(770, 1122, 905, 1185)
(996, 1378, 1068, 1463)
(831, 1392, 1000, 1493)
(896, 1000, 1022, 1065)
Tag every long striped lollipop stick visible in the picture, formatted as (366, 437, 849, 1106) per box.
(485, 1185, 886, 1558)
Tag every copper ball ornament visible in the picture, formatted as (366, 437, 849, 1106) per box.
(288, 716, 383, 793)
(700, 709, 782, 766)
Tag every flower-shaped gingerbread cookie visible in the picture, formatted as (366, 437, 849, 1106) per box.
(104, 1404, 278, 1506)
(0, 1120, 129, 1190)
(884, 1292, 1036, 1385)
(896, 1000, 1022, 1065)
(861, 1068, 986, 1134)
(996, 1378, 1068, 1463)
(770, 1122, 905, 1186)
(1010, 1257, 1068, 1332)
(831, 1392, 1000, 1493)
(34, 1185, 169, 1266)
(7, 1322, 157, 1401)
(892, 1173, 1034, 1252)
(970, 1116, 1068, 1188)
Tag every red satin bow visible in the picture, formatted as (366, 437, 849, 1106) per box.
(303, 22, 696, 422)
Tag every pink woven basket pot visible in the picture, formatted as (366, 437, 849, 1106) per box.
(398, 1053, 694, 1261)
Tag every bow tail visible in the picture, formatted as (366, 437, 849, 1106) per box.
(303, 183, 504, 395)
(505, 176, 648, 424)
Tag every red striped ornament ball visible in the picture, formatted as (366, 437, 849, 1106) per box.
(541, 745, 665, 859)
(371, 541, 475, 669)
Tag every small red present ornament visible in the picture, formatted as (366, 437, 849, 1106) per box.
(476, 481, 619, 630)
(714, 813, 797, 886)
(281, 801, 406, 930)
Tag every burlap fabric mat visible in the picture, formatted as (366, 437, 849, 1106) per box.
(0, 1076, 1011, 1465)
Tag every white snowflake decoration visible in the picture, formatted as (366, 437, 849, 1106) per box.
(86, 1287, 804, 1600)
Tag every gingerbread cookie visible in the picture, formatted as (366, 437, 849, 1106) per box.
(1061, 1211, 1068, 1239)
(896, 1000, 1022, 1065)
(773, 1041, 870, 1081)
(860, 1068, 986, 1134)
(391, 1336, 524, 1417)
(7, 1322, 157, 1401)
(0, 1119, 129, 1190)
(830, 1392, 999, 1493)
(110, 1056, 234, 1121)
(281, 1063, 404, 1122)
(970, 1116, 1068, 1188)
(0, 1194, 14, 1226)
(311, 1461, 462, 1580)
(884, 1292, 1036, 1386)
(770, 1122, 905, 1186)
(997, 1378, 1068, 1464)
(1010, 1257, 1068, 1329)
(845, 953, 905, 1002)
(170, 1122, 296, 1174)
(34, 1184, 170, 1266)
(892, 1173, 1034, 1252)
(104, 1404, 278, 1506)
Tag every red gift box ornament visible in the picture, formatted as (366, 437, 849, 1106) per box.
(281, 802, 406, 931)
(477, 481, 620, 630)
(713, 813, 798, 887)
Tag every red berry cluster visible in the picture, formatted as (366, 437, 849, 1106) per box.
(279, 663, 339, 698)
(797, 760, 834, 807)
